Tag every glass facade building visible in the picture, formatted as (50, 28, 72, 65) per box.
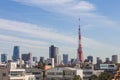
(1, 53, 8, 63)
(12, 46, 20, 61)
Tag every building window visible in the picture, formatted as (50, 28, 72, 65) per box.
(2, 73, 6, 76)
(56, 72, 62, 75)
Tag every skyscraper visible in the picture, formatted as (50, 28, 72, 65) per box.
(1, 53, 8, 63)
(49, 45, 58, 65)
(22, 53, 32, 62)
(112, 55, 118, 64)
(87, 55, 93, 63)
(96, 57, 102, 64)
(12, 46, 20, 61)
(57, 55, 61, 65)
(105, 57, 111, 63)
(40, 57, 44, 62)
(33, 56, 37, 62)
(96, 57, 102, 69)
(77, 18, 83, 62)
(63, 54, 68, 64)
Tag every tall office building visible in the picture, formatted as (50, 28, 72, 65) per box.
(33, 57, 37, 62)
(87, 56, 93, 63)
(112, 55, 118, 64)
(63, 54, 68, 65)
(71, 58, 75, 64)
(1, 53, 8, 63)
(96, 57, 102, 69)
(49, 45, 58, 65)
(96, 57, 102, 64)
(22, 53, 32, 62)
(40, 57, 44, 62)
(12, 46, 20, 61)
(57, 55, 61, 65)
(105, 57, 111, 63)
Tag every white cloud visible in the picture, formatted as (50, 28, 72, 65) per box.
(12, 0, 95, 12)
(71, 1, 96, 11)
(0, 34, 48, 49)
(0, 18, 76, 44)
(0, 18, 119, 51)
(12, 0, 119, 29)
(31, 0, 71, 4)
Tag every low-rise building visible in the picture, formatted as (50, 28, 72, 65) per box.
(0, 62, 35, 80)
(0, 64, 8, 80)
(26, 68, 43, 80)
(83, 64, 93, 80)
(100, 64, 117, 74)
(46, 67, 83, 80)
(2, 62, 26, 80)
(25, 73, 35, 80)
(9, 68, 25, 80)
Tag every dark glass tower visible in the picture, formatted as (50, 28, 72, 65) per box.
(1, 53, 8, 63)
(12, 46, 20, 61)
(22, 53, 32, 62)
(49, 45, 58, 64)
(87, 56, 93, 63)
(63, 54, 68, 64)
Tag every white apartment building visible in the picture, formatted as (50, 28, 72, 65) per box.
(46, 67, 83, 80)
(0, 62, 35, 80)
(26, 68, 43, 80)
(83, 65, 93, 80)
(25, 74, 35, 80)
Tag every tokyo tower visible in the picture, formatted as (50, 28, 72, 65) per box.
(77, 18, 84, 62)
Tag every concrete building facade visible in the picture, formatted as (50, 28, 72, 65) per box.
(112, 55, 118, 64)
(46, 67, 83, 80)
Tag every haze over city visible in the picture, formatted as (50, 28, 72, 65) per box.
(0, 0, 120, 62)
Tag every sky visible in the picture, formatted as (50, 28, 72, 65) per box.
(0, 0, 120, 62)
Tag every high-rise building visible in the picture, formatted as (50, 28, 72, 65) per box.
(1, 53, 8, 63)
(96, 57, 102, 64)
(112, 55, 118, 64)
(39, 57, 44, 62)
(95, 57, 102, 69)
(63, 54, 68, 65)
(22, 53, 32, 62)
(49, 45, 58, 65)
(57, 55, 61, 65)
(33, 57, 37, 62)
(12, 46, 20, 61)
(105, 57, 111, 63)
(87, 56, 93, 63)
(71, 58, 75, 64)
(77, 18, 84, 62)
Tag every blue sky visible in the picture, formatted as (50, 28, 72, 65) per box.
(0, 0, 120, 62)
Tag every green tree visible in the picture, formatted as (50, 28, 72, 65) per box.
(98, 72, 112, 80)
(73, 75, 82, 80)
(89, 74, 98, 80)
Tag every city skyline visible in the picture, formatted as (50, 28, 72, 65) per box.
(0, 0, 120, 62)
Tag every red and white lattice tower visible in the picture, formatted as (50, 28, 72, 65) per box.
(77, 18, 84, 62)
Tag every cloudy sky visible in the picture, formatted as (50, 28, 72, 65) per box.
(0, 0, 120, 62)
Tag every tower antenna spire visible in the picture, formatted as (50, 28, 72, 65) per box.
(78, 17, 81, 45)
